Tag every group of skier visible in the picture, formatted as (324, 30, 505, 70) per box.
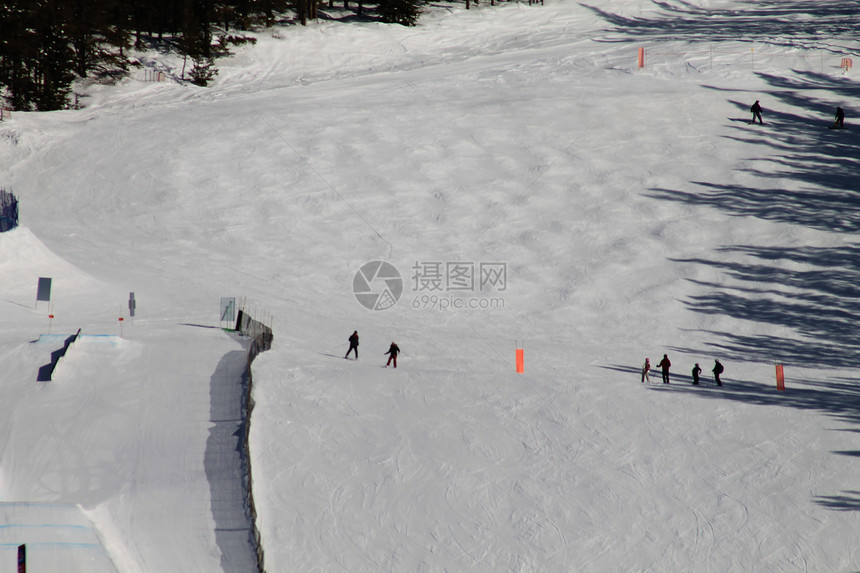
(345, 333, 729, 382)
(641, 354, 723, 386)
(749, 99, 846, 129)
(345, 330, 401, 368)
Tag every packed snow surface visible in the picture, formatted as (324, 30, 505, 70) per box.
(1, 0, 859, 571)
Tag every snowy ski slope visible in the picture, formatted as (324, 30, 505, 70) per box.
(1, 0, 859, 571)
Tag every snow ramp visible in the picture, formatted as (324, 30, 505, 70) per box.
(0, 502, 118, 572)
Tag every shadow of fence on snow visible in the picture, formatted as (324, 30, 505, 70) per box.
(235, 309, 272, 573)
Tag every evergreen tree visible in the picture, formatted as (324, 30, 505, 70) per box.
(377, 0, 420, 26)
(293, 0, 316, 26)
(259, 0, 290, 25)
(0, 0, 74, 110)
(0, 0, 35, 109)
(104, 2, 133, 61)
(0, 0, 447, 109)
(66, 0, 98, 77)
(34, 0, 75, 110)
(188, 57, 218, 86)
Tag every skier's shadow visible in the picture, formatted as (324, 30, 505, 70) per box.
(601, 363, 721, 388)
(321, 353, 350, 360)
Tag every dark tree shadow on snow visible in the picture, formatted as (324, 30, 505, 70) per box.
(580, 1, 860, 53)
(606, 68, 860, 510)
(646, 72, 860, 371)
(603, 364, 860, 428)
(813, 491, 860, 511)
(652, 74, 860, 234)
(666, 244, 860, 368)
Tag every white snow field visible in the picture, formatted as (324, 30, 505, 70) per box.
(2, 0, 860, 571)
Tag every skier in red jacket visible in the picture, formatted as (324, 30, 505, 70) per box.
(385, 342, 400, 368)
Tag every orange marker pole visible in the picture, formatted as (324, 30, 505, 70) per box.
(638, 47, 645, 69)
(516, 344, 524, 374)
(775, 364, 785, 392)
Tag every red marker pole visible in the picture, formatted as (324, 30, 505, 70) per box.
(119, 316, 124, 338)
(775, 364, 785, 392)
(638, 47, 645, 69)
(48, 314, 54, 334)
(516, 341, 524, 374)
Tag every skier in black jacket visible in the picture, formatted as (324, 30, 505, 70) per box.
(345, 330, 359, 359)
(657, 354, 671, 384)
(750, 100, 763, 124)
(712, 359, 724, 386)
(834, 106, 845, 128)
(692, 363, 701, 385)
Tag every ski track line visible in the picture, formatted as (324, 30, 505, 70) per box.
(319, 479, 368, 572)
(642, 405, 709, 573)
(570, 403, 709, 571)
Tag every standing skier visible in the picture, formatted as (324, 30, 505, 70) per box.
(641, 358, 651, 383)
(657, 354, 671, 384)
(385, 342, 400, 368)
(834, 106, 845, 128)
(692, 363, 701, 385)
(345, 330, 359, 359)
(750, 100, 763, 124)
(712, 359, 724, 386)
